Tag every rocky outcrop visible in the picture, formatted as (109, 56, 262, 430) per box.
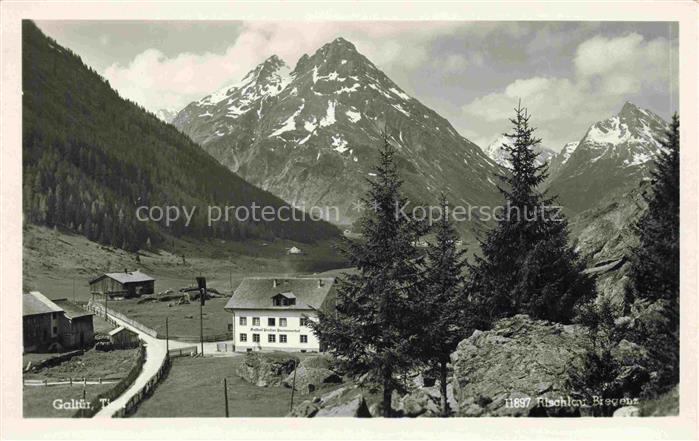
(450, 315, 655, 417)
(281, 354, 342, 394)
(570, 182, 650, 306)
(235, 352, 299, 387)
(288, 385, 372, 417)
(282, 366, 342, 394)
(451, 315, 589, 417)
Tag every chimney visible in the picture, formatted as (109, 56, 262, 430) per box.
(318, 279, 324, 287)
(124, 268, 128, 274)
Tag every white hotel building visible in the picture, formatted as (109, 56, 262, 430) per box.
(224, 277, 336, 352)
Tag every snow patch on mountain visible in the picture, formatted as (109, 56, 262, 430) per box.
(337, 83, 361, 94)
(331, 134, 349, 153)
(390, 87, 411, 101)
(320, 100, 337, 127)
(345, 109, 361, 123)
(559, 141, 580, 165)
(392, 103, 410, 117)
(270, 101, 304, 137)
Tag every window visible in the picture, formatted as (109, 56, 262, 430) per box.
(252, 334, 260, 343)
(240, 333, 247, 342)
(227, 324, 233, 331)
(280, 334, 287, 343)
(52, 326, 57, 335)
(279, 318, 287, 327)
(239, 317, 247, 326)
(252, 317, 260, 326)
(300, 317, 309, 327)
(273, 295, 296, 306)
(300, 335, 308, 344)
(268, 334, 276, 343)
(268, 318, 276, 326)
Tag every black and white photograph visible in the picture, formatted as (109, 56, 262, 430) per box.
(1, 1, 697, 439)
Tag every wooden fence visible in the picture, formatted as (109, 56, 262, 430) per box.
(72, 344, 146, 418)
(86, 302, 158, 338)
(168, 346, 198, 358)
(113, 354, 172, 417)
(84, 302, 230, 342)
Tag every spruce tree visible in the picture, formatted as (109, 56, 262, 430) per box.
(309, 137, 425, 417)
(469, 102, 594, 324)
(626, 113, 680, 391)
(418, 194, 471, 416)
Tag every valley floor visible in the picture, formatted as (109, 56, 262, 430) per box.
(23, 224, 350, 304)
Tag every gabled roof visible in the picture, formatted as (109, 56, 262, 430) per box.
(90, 270, 154, 285)
(52, 299, 93, 319)
(225, 278, 335, 311)
(23, 291, 63, 316)
(108, 326, 137, 336)
(275, 292, 297, 299)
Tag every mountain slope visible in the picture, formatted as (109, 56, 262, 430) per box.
(173, 38, 502, 231)
(547, 102, 669, 214)
(154, 108, 178, 123)
(547, 141, 580, 182)
(481, 134, 556, 169)
(22, 21, 339, 251)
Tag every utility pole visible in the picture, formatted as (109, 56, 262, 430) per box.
(223, 377, 229, 417)
(289, 358, 298, 412)
(165, 317, 169, 354)
(104, 292, 108, 319)
(196, 277, 206, 356)
(72, 278, 76, 303)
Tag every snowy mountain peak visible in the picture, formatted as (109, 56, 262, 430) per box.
(172, 37, 500, 229)
(482, 134, 555, 169)
(195, 55, 291, 107)
(585, 102, 667, 153)
(154, 108, 178, 123)
(547, 102, 669, 214)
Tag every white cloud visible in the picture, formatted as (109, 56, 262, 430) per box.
(462, 33, 677, 149)
(104, 21, 469, 113)
(574, 32, 676, 95)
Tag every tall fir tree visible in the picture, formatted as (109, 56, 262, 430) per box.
(469, 102, 594, 324)
(309, 137, 425, 417)
(417, 194, 471, 416)
(626, 113, 680, 391)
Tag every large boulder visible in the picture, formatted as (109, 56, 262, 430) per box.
(451, 314, 653, 417)
(235, 352, 299, 387)
(451, 314, 590, 417)
(288, 385, 372, 417)
(299, 354, 334, 370)
(282, 366, 342, 394)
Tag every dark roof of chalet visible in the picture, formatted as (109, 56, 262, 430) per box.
(52, 298, 93, 319)
(89, 270, 155, 285)
(225, 278, 335, 311)
(108, 326, 137, 337)
(23, 291, 63, 316)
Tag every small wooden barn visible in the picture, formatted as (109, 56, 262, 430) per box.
(108, 326, 140, 349)
(89, 270, 155, 298)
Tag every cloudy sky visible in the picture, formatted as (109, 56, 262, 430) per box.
(36, 21, 678, 150)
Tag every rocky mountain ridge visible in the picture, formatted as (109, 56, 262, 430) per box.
(173, 38, 503, 232)
(547, 102, 669, 214)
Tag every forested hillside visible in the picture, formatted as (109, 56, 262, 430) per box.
(22, 21, 339, 251)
